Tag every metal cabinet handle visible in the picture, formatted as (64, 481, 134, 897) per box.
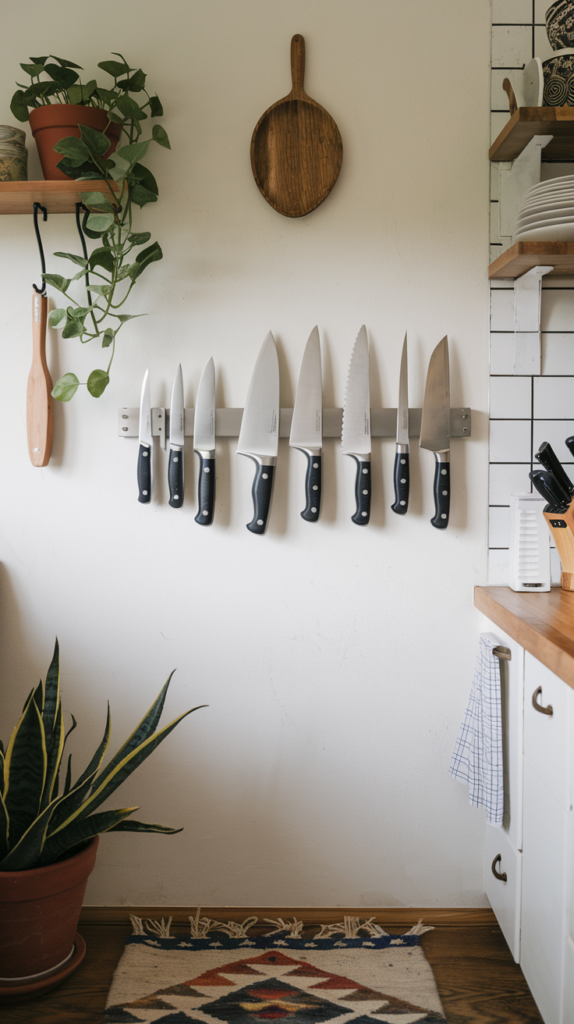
(532, 686, 553, 716)
(491, 854, 507, 882)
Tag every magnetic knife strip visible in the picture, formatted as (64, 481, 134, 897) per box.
(119, 407, 471, 447)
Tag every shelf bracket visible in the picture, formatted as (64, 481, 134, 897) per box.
(514, 265, 553, 375)
(498, 134, 552, 250)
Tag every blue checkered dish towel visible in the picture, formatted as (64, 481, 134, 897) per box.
(449, 632, 504, 827)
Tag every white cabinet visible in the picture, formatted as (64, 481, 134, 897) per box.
(485, 820, 522, 961)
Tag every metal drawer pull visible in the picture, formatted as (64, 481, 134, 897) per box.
(532, 686, 553, 716)
(491, 854, 507, 882)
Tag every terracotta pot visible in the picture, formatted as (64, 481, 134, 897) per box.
(0, 836, 98, 984)
(29, 105, 122, 180)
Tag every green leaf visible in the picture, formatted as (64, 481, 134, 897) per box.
(49, 709, 110, 834)
(39, 807, 136, 866)
(62, 320, 84, 339)
(128, 231, 151, 245)
(89, 247, 115, 273)
(63, 754, 73, 796)
(102, 329, 115, 349)
(48, 308, 67, 328)
(107, 818, 182, 835)
(52, 373, 80, 402)
(87, 370, 110, 397)
(0, 798, 58, 870)
(20, 62, 46, 77)
(41, 700, 64, 811)
(55, 157, 93, 179)
(86, 212, 115, 234)
(81, 191, 114, 212)
(149, 95, 163, 117)
(94, 676, 174, 792)
(3, 700, 47, 849)
(43, 274, 71, 294)
(49, 55, 83, 69)
(152, 124, 171, 150)
(53, 136, 92, 166)
(10, 90, 30, 122)
(53, 252, 88, 268)
(116, 314, 143, 323)
(129, 183, 158, 208)
(79, 124, 111, 157)
(42, 640, 60, 746)
(131, 242, 163, 279)
(72, 268, 89, 282)
(126, 69, 146, 92)
(116, 140, 150, 167)
(116, 264, 135, 281)
(43, 64, 79, 88)
(130, 162, 158, 195)
(116, 94, 147, 122)
(29, 56, 49, 66)
(67, 305, 91, 320)
(0, 792, 9, 862)
(88, 284, 112, 295)
(98, 60, 133, 78)
(81, 209, 106, 238)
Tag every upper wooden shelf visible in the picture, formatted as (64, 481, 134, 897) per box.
(490, 106, 574, 162)
(0, 180, 117, 215)
(489, 241, 574, 279)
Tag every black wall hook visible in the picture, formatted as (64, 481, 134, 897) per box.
(32, 202, 48, 295)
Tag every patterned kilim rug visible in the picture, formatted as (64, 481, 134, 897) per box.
(103, 911, 447, 1024)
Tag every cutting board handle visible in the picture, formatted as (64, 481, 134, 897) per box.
(290, 34, 306, 98)
(26, 291, 53, 467)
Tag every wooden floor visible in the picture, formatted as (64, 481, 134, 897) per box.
(1, 911, 544, 1024)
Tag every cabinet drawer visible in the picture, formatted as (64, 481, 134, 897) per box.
(524, 653, 572, 811)
(485, 823, 521, 963)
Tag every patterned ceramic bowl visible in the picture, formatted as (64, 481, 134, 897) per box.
(546, 0, 574, 50)
(543, 49, 574, 104)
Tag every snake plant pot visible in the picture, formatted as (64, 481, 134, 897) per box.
(546, 0, 574, 50)
(29, 105, 121, 180)
(0, 837, 98, 998)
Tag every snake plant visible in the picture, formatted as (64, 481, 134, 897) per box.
(0, 641, 204, 871)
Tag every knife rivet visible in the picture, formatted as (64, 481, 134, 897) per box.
(363, 489, 368, 494)
(313, 462, 319, 468)
(441, 468, 447, 475)
(400, 500, 406, 505)
(204, 467, 210, 473)
(313, 485, 318, 491)
(33, 447, 39, 452)
(262, 473, 268, 479)
(173, 456, 179, 462)
(400, 459, 406, 464)
(143, 451, 149, 457)
(441, 513, 447, 519)
(442, 490, 448, 496)
(400, 478, 406, 484)
(362, 468, 369, 474)
(257, 519, 264, 525)
(143, 490, 148, 495)
(361, 511, 367, 517)
(203, 510, 208, 515)
(174, 494, 179, 500)
(311, 507, 317, 513)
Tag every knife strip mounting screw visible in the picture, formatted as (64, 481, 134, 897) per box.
(122, 427, 128, 432)
(122, 414, 128, 419)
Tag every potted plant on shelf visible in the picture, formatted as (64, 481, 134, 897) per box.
(11, 53, 170, 399)
(0, 639, 204, 996)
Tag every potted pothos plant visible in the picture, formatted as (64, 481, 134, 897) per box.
(11, 54, 170, 399)
(0, 640, 203, 991)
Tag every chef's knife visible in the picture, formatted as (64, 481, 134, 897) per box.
(530, 469, 570, 512)
(237, 332, 279, 534)
(137, 369, 152, 504)
(341, 326, 371, 525)
(420, 336, 450, 529)
(391, 333, 409, 515)
(168, 364, 185, 508)
(289, 327, 322, 522)
(194, 357, 216, 526)
(535, 441, 574, 497)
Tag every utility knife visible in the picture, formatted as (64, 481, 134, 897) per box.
(168, 364, 185, 508)
(420, 336, 450, 529)
(237, 332, 280, 534)
(391, 333, 409, 515)
(341, 326, 371, 525)
(194, 357, 216, 525)
(535, 441, 574, 498)
(137, 369, 152, 504)
(289, 327, 322, 522)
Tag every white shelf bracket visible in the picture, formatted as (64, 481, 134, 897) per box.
(514, 265, 554, 375)
(498, 134, 552, 249)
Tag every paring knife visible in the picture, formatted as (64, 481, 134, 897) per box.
(341, 325, 371, 525)
(420, 336, 450, 529)
(289, 327, 322, 522)
(168, 364, 185, 508)
(137, 369, 152, 504)
(237, 332, 280, 534)
(194, 357, 216, 526)
(530, 469, 570, 512)
(535, 441, 574, 498)
(391, 333, 409, 515)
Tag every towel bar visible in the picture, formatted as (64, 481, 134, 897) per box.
(493, 646, 511, 661)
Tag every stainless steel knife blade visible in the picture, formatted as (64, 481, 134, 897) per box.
(391, 333, 409, 516)
(138, 368, 152, 448)
(396, 334, 409, 446)
(420, 336, 450, 529)
(137, 368, 152, 504)
(194, 357, 216, 526)
(169, 364, 184, 449)
(237, 332, 279, 534)
(289, 327, 323, 522)
(342, 326, 371, 525)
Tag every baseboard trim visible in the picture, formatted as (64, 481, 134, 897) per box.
(80, 906, 496, 928)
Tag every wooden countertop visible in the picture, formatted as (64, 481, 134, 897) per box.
(475, 586, 574, 690)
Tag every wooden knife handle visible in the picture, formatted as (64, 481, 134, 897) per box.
(26, 291, 53, 467)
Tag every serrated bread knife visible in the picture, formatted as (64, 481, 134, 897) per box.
(289, 327, 322, 522)
(168, 364, 185, 508)
(137, 368, 152, 503)
(420, 336, 450, 529)
(194, 357, 216, 525)
(341, 326, 371, 525)
(237, 332, 280, 534)
(391, 333, 409, 515)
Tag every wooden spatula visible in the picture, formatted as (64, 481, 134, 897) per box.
(251, 34, 343, 218)
(27, 290, 53, 467)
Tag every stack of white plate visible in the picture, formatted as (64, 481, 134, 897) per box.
(513, 176, 574, 242)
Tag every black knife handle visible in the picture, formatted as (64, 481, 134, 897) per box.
(299, 451, 321, 522)
(137, 444, 151, 503)
(431, 455, 449, 529)
(350, 457, 371, 525)
(246, 458, 275, 534)
(535, 441, 573, 498)
(391, 449, 409, 515)
(168, 449, 184, 508)
(566, 436, 574, 461)
(195, 453, 215, 525)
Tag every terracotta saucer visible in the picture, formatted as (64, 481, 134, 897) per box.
(0, 933, 86, 1001)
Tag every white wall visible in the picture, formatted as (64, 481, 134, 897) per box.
(0, 0, 491, 906)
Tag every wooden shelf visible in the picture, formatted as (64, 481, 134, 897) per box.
(0, 180, 118, 215)
(489, 241, 574, 278)
(490, 106, 574, 162)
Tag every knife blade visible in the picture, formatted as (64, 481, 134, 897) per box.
(391, 333, 409, 516)
(530, 469, 570, 512)
(168, 364, 185, 508)
(137, 368, 152, 504)
(237, 332, 279, 534)
(194, 357, 216, 526)
(289, 327, 322, 522)
(420, 336, 450, 529)
(535, 441, 574, 497)
(341, 325, 371, 525)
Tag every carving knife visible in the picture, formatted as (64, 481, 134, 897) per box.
(420, 336, 450, 529)
(535, 441, 574, 497)
(237, 332, 279, 534)
(289, 327, 323, 522)
(341, 325, 371, 525)
(168, 364, 185, 508)
(391, 333, 409, 515)
(137, 368, 152, 504)
(194, 357, 216, 525)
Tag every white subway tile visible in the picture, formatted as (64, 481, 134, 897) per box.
(491, 288, 514, 330)
(491, 376, 532, 418)
(491, 69, 513, 111)
(492, 25, 533, 66)
(491, 111, 510, 145)
(490, 419, 532, 461)
(535, 0, 551, 22)
(551, 547, 562, 585)
(540, 289, 574, 331)
(532, 420, 574, 460)
(542, 275, 574, 287)
(490, 278, 514, 289)
(490, 163, 500, 200)
(493, 0, 534, 22)
(542, 334, 574, 374)
(490, 463, 533, 504)
(491, 332, 516, 374)
(490, 506, 512, 547)
(490, 205, 502, 244)
(488, 548, 511, 585)
(534, 24, 554, 60)
(534, 377, 574, 417)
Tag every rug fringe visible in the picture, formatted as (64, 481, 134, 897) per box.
(130, 910, 432, 940)
(129, 915, 147, 936)
(403, 918, 435, 936)
(264, 917, 305, 938)
(146, 916, 173, 938)
(315, 916, 389, 939)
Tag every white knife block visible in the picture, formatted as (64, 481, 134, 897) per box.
(508, 492, 551, 593)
